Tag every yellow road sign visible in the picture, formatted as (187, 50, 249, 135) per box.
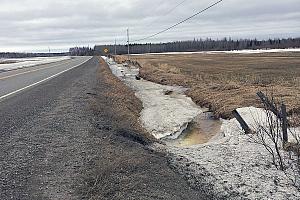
(103, 48, 109, 53)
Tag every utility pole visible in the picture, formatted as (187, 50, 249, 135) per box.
(127, 28, 130, 61)
(114, 39, 117, 55)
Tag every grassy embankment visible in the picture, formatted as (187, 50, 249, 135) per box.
(80, 57, 203, 199)
(116, 52, 300, 119)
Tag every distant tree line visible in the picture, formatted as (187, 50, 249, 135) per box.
(0, 52, 68, 58)
(69, 47, 94, 56)
(94, 37, 300, 55)
(0, 46, 94, 58)
(2, 38, 299, 58)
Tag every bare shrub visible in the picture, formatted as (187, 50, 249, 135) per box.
(248, 92, 300, 189)
(248, 99, 285, 170)
(285, 114, 300, 189)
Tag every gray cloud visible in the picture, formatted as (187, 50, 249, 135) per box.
(0, 0, 299, 52)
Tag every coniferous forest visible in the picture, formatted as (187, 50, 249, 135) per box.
(1, 37, 299, 58)
(94, 37, 300, 55)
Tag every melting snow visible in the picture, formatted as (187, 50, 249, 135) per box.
(103, 56, 202, 139)
(165, 107, 300, 199)
(104, 57, 300, 199)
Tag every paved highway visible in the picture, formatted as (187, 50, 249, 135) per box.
(0, 56, 91, 100)
(0, 57, 99, 199)
(0, 56, 203, 199)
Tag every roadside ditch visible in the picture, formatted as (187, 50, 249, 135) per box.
(103, 56, 300, 199)
(103, 56, 221, 147)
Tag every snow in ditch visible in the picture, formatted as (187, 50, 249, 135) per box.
(103, 57, 300, 199)
(103, 56, 202, 139)
(0, 56, 71, 72)
(164, 107, 300, 199)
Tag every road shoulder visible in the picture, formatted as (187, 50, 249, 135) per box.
(81, 57, 206, 199)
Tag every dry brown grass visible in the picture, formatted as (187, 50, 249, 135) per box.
(117, 52, 300, 118)
(79, 57, 204, 200)
(96, 58, 154, 140)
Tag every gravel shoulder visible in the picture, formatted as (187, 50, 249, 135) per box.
(0, 56, 205, 199)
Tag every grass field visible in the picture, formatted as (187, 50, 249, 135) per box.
(117, 52, 300, 119)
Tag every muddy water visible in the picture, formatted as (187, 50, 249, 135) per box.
(104, 57, 222, 146)
(164, 112, 222, 146)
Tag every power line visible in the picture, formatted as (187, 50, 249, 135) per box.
(163, 0, 188, 17)
(146, 0, 188, 29)
(131, 0, 223, 43)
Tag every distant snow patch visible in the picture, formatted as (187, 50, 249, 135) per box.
(131, 48, 300, 56)
(0, 56, 71, 72)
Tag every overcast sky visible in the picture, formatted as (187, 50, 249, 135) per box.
(0, 0, 299, 52)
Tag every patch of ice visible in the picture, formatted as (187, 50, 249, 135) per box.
(103, 56, 300, 198)
(103, 56, 202, 139)
(165, 107, 300, 199)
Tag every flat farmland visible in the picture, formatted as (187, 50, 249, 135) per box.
(123, 52, 300, 118)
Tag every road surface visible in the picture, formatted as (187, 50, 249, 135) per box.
(0, 57, 91, 99)
(0, 57, 205, 199)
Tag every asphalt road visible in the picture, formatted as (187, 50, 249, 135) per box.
(0, 56, 205, 199)
(0, 56, 94, 199)
(0, 56, 91, 99)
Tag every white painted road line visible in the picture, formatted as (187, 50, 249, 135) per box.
(0, 59, 73, 80)
(0, 57, 92, 100)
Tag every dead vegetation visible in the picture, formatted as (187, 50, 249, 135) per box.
(116, 52, 300, 119)
(79, 57, 205, 200)
(96, 58, 148, 135)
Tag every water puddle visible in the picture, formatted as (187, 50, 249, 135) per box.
(163, 112, 222, 147)
(103, 57, 222, 147)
